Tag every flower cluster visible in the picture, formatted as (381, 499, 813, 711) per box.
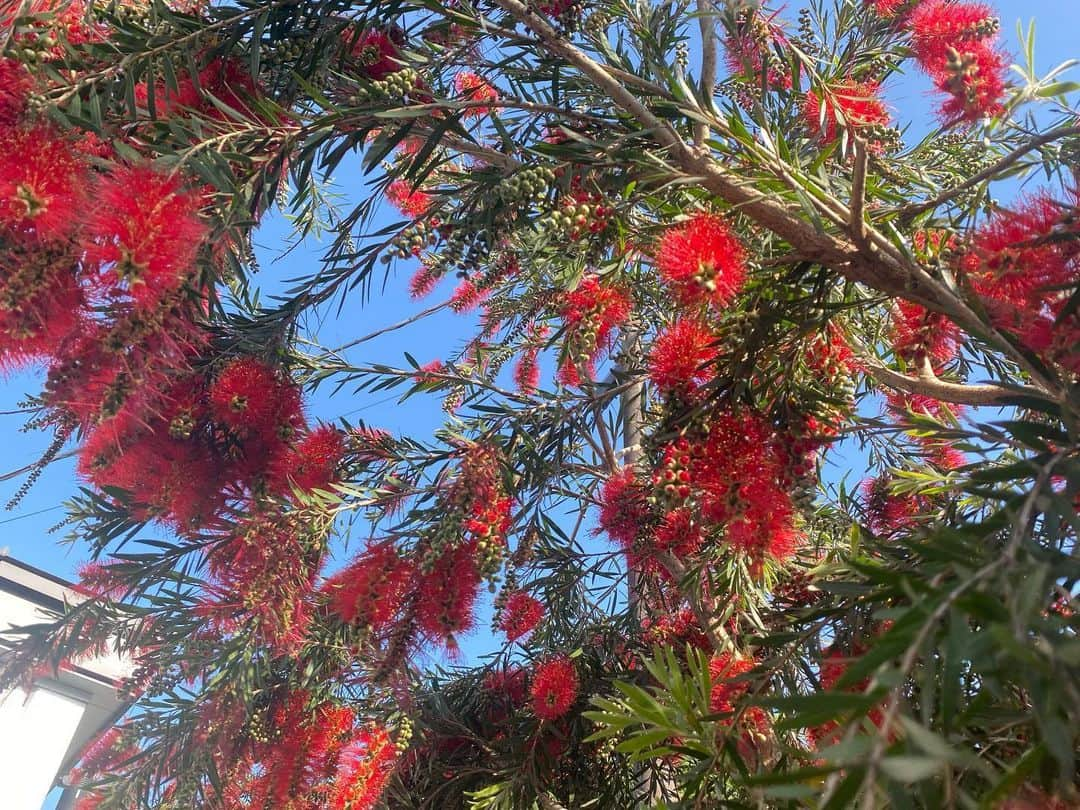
(962, 190, 1080, 373)
(530, 656, 579, 720)
(498, 590, 545, 642)
(804, 79, 891, 148)
(557, 274, 632, 386)
(655, 213, 747, 309)
(907, 0, 1008, 121)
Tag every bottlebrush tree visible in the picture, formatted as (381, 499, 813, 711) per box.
(0, 0, 1078, 807)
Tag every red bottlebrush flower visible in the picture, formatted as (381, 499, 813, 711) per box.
(323, 541, 413, 631)
(804, 79, 891, 146)
(271, 424, 346, 494)
(0, 58, 32, 123)
(933, 39, 1007, 122)
(386, 178, 433, 218)
(330, 725, 398, 810)
(642, 607, 711, 651)
(416, 542, 482, 647)
(655, 213, 747, 310)
(966, 192, 1074, 314)
(723, 10, 792, 90)
(0, 244, 83, 370)
(530, 656, 579, 720)
(557, 275, 632, 386)
(865, 0, 913, 18)
(204, 517, 323, 655)
(808, 645, 887, 748)
(862, 474, 927, 536)
(134, 73, 201, 118)
(484, 665, 530, 707)
(498, 591, 545, 641)
(654, 507, 704, 557)
(0, 123, 88, 241)
(82, 165, 206, 309)
(409, 261, 443, 298)
(648, 317, 719, 396)
(513, 329, 547, 394)
(449, 278, 488, 312)
(209, 357, 304, 442)
(908, 0, 1000, 67)
(345, 28, 404, 81)
(453, 71, 498, 117)
(708, 653, 756, 714)
(890, 301, 961, 366)
(598, 467, 651, 550)
(885, 391, 959, 422)
(76, 559, 129, 600)
(69, 726, 136, 786)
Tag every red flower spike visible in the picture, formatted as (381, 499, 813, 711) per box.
(386, 178, 433, 218)
(934, 39, 1007, 122)
(209, 357, 303, 442)
(323, 540, 413, 632)
(271, 424, 346, 494)
(345, 28, 404, 81)
(557, 275, 632, 386)
(723, 10, 792, 90)
(530, 656, 578, 720)
(890, 301, 961, 366)
(0, 124, 88, 242)
(648, 317, 719, 396)
(82, 165, 206, 309)
(453, 71, 498, 117)
(597, 467, 651, 550)
(708, 653, 756, 715)
(498, 591, 545, 641)
(330, 725, 398, 810)
(864, 0, 913, 18)
(804, 79, 891, 146)
(0, 58, 32, 124)
(908, 0, 1000, 67)
(416, 542, 482, 644)
(656, 213, 747, 309)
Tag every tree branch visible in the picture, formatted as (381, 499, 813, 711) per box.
(862, 356, 1047, 407)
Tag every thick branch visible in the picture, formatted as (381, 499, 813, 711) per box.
(863, 358, 1046, 407)
(695, 0, 718, 147)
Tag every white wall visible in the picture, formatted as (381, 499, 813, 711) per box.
(0, 685, 89, 810)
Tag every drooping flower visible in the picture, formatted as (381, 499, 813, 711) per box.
(933, 39, 1008, 122)
(597, 466, 651, 550)
(530, 656, 579, 720)
(498, 591, 545, 641)
(557, 275, 632, 386)
(804, 79, 891, 146)
(723, 9, 792, 90)
(82, 165, 206, 309)
(708, 652, 756, 715)
(329, 725, 398, 810)
(270, 424, 346, 494)
(655, 213, 747, 309)
(648, 317, 719, 396)
(906, 1, 1008, 122)
(323, 540, 413, 632)
(0, 58, 32, 124)
(208, 357, 304, 442)
(907, 0, 1000, 66)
